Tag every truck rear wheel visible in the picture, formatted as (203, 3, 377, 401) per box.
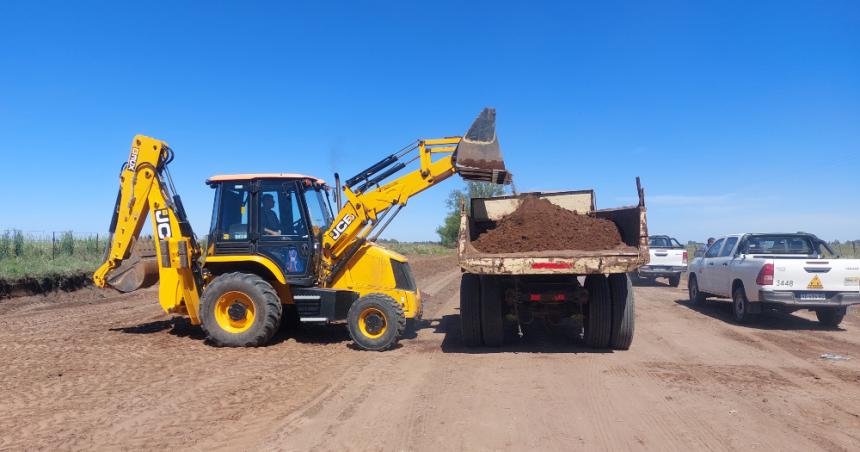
(200, 272, 283, 347)
(347, 293, 406, 351)
(480, 276, 504, 347)
(584, 275, 612, 348)
(608, 273, 635, 350)
(815, 307, 846, 328)
(668, 274, 681, 287)
(460, 273, 483, 347)
(732, 285, 758, 324)
(688, 274, 707, 305)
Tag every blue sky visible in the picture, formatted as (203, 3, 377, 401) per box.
(1, 1, 858, 242)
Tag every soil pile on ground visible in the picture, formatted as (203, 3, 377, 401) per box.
(472, 196, 624, 253)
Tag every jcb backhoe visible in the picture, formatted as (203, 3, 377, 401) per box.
(93, 108, 510, 350)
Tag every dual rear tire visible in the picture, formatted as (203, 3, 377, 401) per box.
(459, 274, 506, 347)
(460, 273, 634, 350)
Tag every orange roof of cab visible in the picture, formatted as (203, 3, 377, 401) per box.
(206, 173, 326, 185)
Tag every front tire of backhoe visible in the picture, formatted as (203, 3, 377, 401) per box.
(347, 293, 406, 351)
(200, 272, 283, 347)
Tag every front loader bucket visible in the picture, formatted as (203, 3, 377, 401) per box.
(105, 238, 159, 293)
(454, 108, 512, 184)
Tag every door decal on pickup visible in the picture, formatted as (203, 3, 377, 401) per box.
(807, 275, 824, 290)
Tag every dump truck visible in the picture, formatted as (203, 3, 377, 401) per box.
(457, 181, 649, 349)
(94, 108, 511, 351)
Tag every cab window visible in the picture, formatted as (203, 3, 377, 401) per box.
(217, 184, 249, 241)
(303, 187, 333, 239)
(719, 237, 739, 257)
(259, 182, 308, 240)
(705, 238, 725, 258)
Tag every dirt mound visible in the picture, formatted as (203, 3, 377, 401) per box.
(472, 196, 624, 253)
(0, 272, 93, 299)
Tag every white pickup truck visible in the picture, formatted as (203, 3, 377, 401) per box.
(688, 233, 860, 326)
(636, 235, 687, 287)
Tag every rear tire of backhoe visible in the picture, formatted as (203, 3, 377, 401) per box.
(480, 276, 504, 347)
(200, 272, 283, 347)
(584, 275, 612, 349)
(347, 293, 406, 351)
(460, 273, 483, 347)
(608, 273, 635, 350)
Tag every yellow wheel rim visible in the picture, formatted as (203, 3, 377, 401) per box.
(214, 291, 256, 334)
(358, 307, 387, 339)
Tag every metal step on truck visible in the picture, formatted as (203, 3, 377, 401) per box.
(457, 180, 649, 349)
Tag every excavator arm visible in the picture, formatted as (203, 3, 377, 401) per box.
(320, 108, 510, 284)
(93, 135, 205, 323)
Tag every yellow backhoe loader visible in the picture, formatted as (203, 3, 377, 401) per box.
(93, 108, 510, 350)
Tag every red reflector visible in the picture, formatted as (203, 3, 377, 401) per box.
(682, 251, 688, 265)
(529, 294, 541, 302)
(531, 262, 572, 269)
(552, 294, 566, 301)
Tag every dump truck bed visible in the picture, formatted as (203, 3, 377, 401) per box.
(457, 189, 649, 275)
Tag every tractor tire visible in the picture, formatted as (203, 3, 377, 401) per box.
(460, 273, 483, 347)
(668, 274, 681, 287)
(480, 276, 504, 347)
(688, 274, 707, 305)
(200, 272, 283, 347)
(347, 293, 406, 351)
(732, 285, 758, 324)
(608, 273, 635, 350)
(816, 307, 847, 328)
(584, 275, 612, 348)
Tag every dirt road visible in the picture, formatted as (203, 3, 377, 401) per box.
(2, 255, 859, 451)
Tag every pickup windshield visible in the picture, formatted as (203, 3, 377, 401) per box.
(741, 235, 815, 255)
(649, 236, 683, 248)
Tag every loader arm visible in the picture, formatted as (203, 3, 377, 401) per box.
(93, 135, 205, 323)
(320, 108, 510, 284)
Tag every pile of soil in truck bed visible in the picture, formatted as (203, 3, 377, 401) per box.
(471, 196, 624, 253)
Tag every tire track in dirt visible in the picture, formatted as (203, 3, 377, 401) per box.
(3, 256, 860, 451)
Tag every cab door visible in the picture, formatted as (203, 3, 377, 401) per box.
(698, 238, 725, 293)
(711, 236, 739, 295)
(254, 181, 315, 285)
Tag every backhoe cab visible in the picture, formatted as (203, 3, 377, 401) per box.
(94, 108, 509, 351)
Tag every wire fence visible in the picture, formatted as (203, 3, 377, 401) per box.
(0, 230, 105, 261)
(685, 241, 860, 259)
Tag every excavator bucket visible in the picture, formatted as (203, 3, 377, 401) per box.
(454, 108, 512, 184)
(105, 237, 159, 293)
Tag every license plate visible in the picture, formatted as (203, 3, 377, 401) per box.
(798, 292, 826, 301)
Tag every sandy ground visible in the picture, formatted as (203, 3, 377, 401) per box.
(1, 255, 859, 451)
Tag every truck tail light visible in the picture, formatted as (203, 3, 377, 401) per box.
(682, 251, 688, 265)
(756, 263, 774, 285)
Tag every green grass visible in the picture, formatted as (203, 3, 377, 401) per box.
(0, 230, 104, 281)
(376, 240, 455, 256)
(0, 254, 102, 280)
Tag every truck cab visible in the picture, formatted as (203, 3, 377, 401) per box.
(635, 235, 687, 287)
(689, 233, 860, 326)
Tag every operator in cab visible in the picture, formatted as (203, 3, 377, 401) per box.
(261, 193, 282, 236)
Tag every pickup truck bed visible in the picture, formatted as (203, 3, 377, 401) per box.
(457, 183, 649, 350)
